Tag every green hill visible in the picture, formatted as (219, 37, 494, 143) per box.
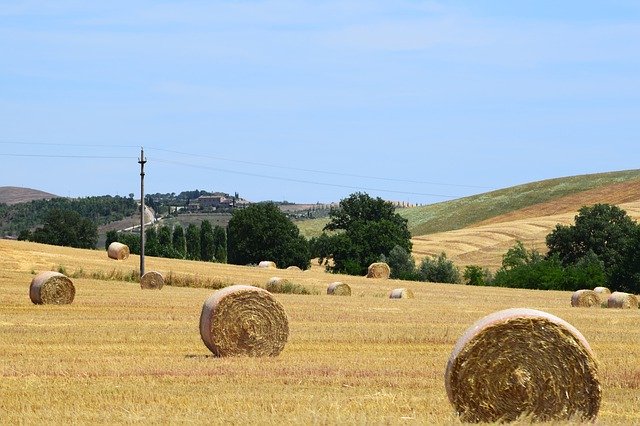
(294, 169, 640, 238)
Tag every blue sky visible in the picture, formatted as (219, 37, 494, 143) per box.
(1, 1, 639, 204)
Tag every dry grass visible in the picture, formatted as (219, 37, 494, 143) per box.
(1, 239, 640, 424)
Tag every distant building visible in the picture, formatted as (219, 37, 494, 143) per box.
(186, 192, 250, 212)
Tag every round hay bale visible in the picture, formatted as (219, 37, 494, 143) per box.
(593, 286, 611, 304)
(286, 265, 302, 271)
(327, 282, 351, 296)
(389, 288, 414, 299)
(607, 292, 639, 309)
(366, 262, 390, 279)
(445, 308, 601, 423)
(199, 284, 289, 357)
(29, 271, 75, 305)
(571, 289, 599, 308)
(140, 271, 164, 290)
(107, 242, 130, 260)
(258, 261, 277, 269)
(265, 277, 290, 293)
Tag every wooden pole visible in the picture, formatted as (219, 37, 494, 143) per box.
(139, 147, 147, 276)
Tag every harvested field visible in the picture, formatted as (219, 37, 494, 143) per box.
(1, 239, 639, 424)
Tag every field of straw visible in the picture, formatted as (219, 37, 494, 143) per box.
(1, 239, 640, 424)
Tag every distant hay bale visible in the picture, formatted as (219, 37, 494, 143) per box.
(445, 308, 601, 423)
(607, 292, 639, 309)
(140, 271, 164, 290)
(593, 286, 611, 304)
(29, 271, 75, 305)
(366, 262, 390, 279)
(107, 242, 130, 260)
(258, 261, 277, 269)
(571, 289, 599, 308)
(389, 288, 414, 299)
(327, 282, 351, 296)
(199, 284, 289, 357)
(286, 266, 302, 271)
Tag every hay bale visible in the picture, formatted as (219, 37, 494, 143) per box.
(29, 271, 75, 305)
(593, 286, 611, 304)
(366, 262, 390, 279)
(571, 289, 599, 307)
(389, 288, 414, 299)
(140, 271, 164, 290)
(445, 308, 601, 423)
(258, 261, 277, 269)
(327, 282, 351, 296)
(286, 265, 302, 271)
(199, 284, 289, 357)
(107, 242, 130, 260)
(265, 276, 290, 293)
(607, 292, 639, 309)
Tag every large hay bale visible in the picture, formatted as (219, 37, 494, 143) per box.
(593, 286, 611, 304)
(286, 265, 302, 271)
(199, 284, 289, 357)
(107, 242, 130, 260)
(389, 288, 414, 299)
(266, 276, 290, 293)
(140, 271, 164, 290)
(445, 308, 601, 423)
(258, 261, 277, 269)
(327, 282, 351, 296)
(29, 271, 75, 305)
(366, 262, 390, 279)
(571, 289, 599, 307)
(607, 291, 639, 309)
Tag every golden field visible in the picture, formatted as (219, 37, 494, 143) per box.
(1, 239, 640, 424)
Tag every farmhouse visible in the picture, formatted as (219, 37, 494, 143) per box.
(187, 192, 251, 211)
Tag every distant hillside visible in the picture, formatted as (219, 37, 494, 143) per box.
(0, 186, 59, 205)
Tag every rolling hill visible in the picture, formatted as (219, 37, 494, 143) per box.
(0, 186, 59, 205)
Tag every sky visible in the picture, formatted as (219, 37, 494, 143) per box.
(1, 1, 639, 205)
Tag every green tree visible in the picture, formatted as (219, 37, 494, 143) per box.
(317, 192, 412, 275)
(200, 220, 215, 261)
(463, 265, 493, 286)
(185, 223, 201, 260)
(105, 230, 118, 250)
(145, 227, 159, 257)
(31, 208, 98, 249)
(381, 245, 416, 280)
(158, 225, 172, 248)
(172, 225, 186, 258)
(212, 225, 227, 263)
(417, 252, 461, 283)
(227, 202, 310, 269)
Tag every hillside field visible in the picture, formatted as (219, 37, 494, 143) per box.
(1, 240, 639, 424)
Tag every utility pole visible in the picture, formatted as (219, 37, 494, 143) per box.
(139, 147, 147, 277)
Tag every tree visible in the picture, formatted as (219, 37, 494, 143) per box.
(463, 265, 493, 286)
(31, 208, 98, 249)
(381, 245, 416, 280)
(145, 227, 159, 257)
(200, 220, 215, 261)
(317, 192, 412, 275)
(546, 203, 640, 291)
(212, 225, 227, 263)
(185, 223, 200, 260)
(417, 252, 461, 283)
(172, 225, 186, 258)
(227, 202, 310, 269)
(105, 230, 118, 250)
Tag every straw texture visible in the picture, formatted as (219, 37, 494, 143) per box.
(571, 289, 599, 307)
(29, 271, 75, 305)
(258, 261, 276, 268)
(593, 287, 611, 304)
(327, 282, 351, 296)
(140, 271, 164, 290)
(366, 262, 390, 279)
(389, 288, 414, 299)
(445, 308, 601, 423)
(199, 285, 289, 357)
(107, 242, 130, 260)
(607, 292, 638, 309)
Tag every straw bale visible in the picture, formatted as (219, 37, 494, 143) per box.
(286, 266, 302, 271)
(258, 261, 277, 268)
(445, 308, 601, 423)
(389, 288, 414, 299)
(593, 286, 611, 304)
(366, 262, 390, 279)
(266, 277, 290, 293)
(607, 292, 638, 309)
(327, 282, 351, 296)
(571, 289, 599, 308)
(199, 284, 289, 357)
(140, 271, 164, 290)
(107, 242, 130, 260)
(29, 271, 75, 305)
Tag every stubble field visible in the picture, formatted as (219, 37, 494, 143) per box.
(1, 240, 639, 424)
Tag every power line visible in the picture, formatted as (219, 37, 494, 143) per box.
(150, 157, 461, 199)
(0, 141, 139, 149)
(0, 153, 133, 159)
